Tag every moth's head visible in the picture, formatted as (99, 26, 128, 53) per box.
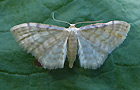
(69, 24, 76, 28)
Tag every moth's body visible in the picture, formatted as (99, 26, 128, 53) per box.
(67, 25, 78, 68)
(11, 21, 130, 69)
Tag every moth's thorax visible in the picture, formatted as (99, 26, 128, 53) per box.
(67, 24, 79, 33)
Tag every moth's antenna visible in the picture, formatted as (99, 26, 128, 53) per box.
(52, 12, 71, 25)
(74, 20, 103, 25)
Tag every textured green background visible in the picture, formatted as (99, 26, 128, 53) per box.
(0, 0, 140, 90)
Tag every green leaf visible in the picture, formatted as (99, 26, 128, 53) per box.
(0, 0, 140, 90)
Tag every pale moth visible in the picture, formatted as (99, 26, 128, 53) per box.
(10, 13, 130, 69)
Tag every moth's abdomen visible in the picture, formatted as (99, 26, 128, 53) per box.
(67, 31, 77, 68)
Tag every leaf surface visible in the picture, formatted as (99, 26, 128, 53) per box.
(0, 0, 140, 90)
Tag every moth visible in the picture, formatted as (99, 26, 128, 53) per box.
(10, 18, 130, 69)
